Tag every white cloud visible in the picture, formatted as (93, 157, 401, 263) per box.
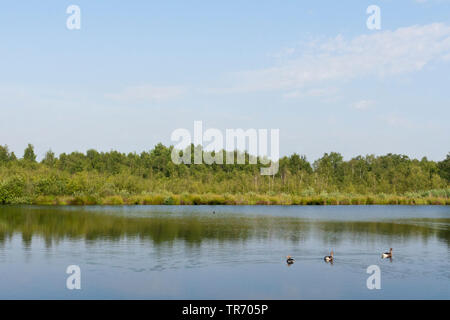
(225, 23, 450, 93)
(413, 0, 450, 3)
(268, 47, 295, 59)
(384, 114, 415, 128)
(283, 87, 339, 99)
(105, 85, 186, 103)
(352, 100, 375, 110)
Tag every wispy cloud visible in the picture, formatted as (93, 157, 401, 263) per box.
(219, 23, 450, 94)
(105, 85, 186, 103)
(352, 100, 375, 110)
(414, 0, 450, 3)
(283, 87, 339, 100)
(384, 114, 415, 128)
(268, 47, 295, 59)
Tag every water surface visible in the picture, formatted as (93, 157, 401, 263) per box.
(0, 205, 448, 299)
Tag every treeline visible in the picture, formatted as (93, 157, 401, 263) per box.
(0, 143, 449, 205)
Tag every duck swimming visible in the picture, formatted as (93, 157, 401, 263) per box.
(382, 248, 393, 259)
(286, 256, 295, 264)
(324, 250, 334, 262)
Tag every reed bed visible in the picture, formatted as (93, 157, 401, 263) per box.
(27, 191, 449, 206)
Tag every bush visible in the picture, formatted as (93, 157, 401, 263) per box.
(0, 176, 26, 204)
(34, 175, 66, 196)
(103, 195, 124, 205)
(163, 196, 175, 205)
(33, 195, 56, 205)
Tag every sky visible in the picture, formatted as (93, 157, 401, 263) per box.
(1, 0, 449, 162)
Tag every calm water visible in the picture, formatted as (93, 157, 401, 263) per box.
(0, 205, 449, 299)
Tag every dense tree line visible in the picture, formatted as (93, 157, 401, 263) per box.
(0, 143, 448, 204)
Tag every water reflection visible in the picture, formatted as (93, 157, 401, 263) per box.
(0, 206, 448, 248)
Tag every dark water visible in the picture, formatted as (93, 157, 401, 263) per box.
(0, 205, 449, 299)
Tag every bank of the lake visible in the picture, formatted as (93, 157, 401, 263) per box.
(20, 191, 450, 206)
(1, 145, 450, 207)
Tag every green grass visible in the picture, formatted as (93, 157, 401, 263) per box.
(23, 191, 449, 206)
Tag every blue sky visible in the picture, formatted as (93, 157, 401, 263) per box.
(1, 0, 449, 161)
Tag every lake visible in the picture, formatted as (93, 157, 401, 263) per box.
(0, 205, 448, 299)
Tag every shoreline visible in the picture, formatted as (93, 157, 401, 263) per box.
(3, 193, 448, 206)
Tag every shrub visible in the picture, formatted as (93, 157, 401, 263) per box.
(104, 195, 124, 205)
(163, 196, 175, 205)
(33, 195, 56, 205)
(0, 176, 26, 204)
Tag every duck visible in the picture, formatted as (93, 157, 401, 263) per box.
(382, 248, 393, 259)
(324, 250, 334, 262)
(286, 255, 295, 264)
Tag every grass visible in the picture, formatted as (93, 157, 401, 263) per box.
(23, 191, 449, 206)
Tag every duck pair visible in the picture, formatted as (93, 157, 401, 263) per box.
(285, 252, 333, 264)
(323, 249, 393, 261)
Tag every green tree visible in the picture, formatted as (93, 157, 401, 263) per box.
(438, 153, 450, 182)
(0, 145, 11, 164)
(42, 150, 56, 167)
(23, 144, 36, 162)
